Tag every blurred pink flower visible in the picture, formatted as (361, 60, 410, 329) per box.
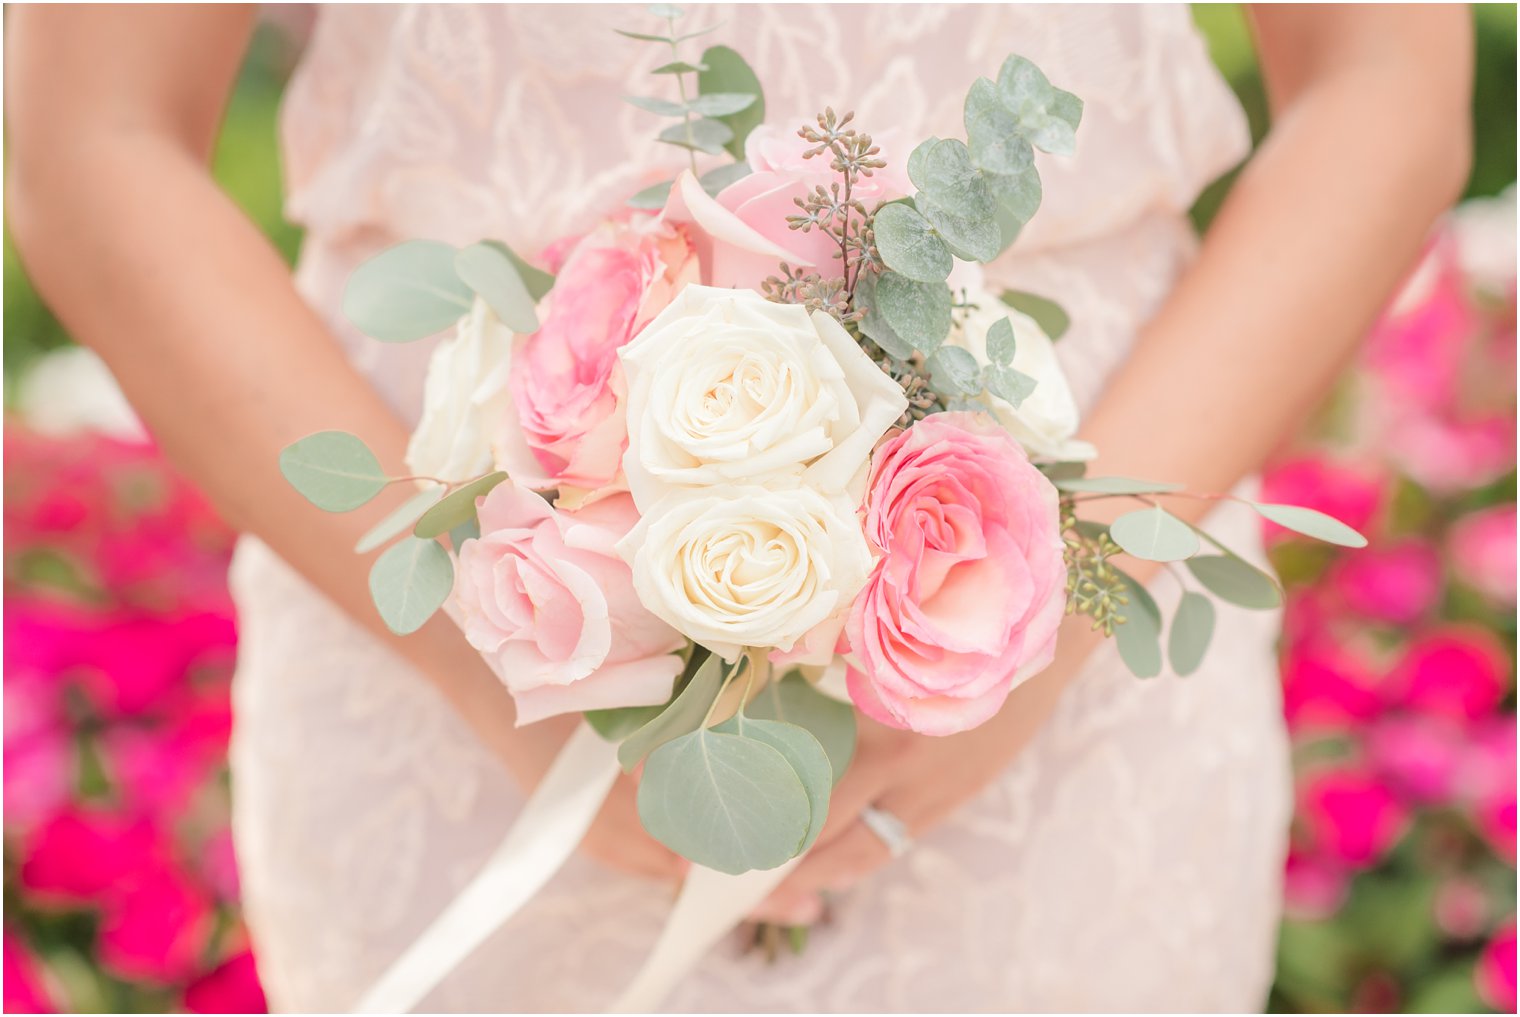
(100, 693, 233, 818)
(1448, 503, 1517, 605)
(4, 933, 58, 1013)
(1367, 715, 1465, 804)
(1461, 720, 1517, 863)
(97, 857, 215, 985)
(1476, 919, 1518, 1013)
(19, 808, 159, 903)
(199, 827, 243, 904)
(183, 949, 267, 1014)
(1386, 626, 1511, 721)
(1282, 849, 1350, 921)
(1260, 456, 1386, 546)
(1280, 636, 1383, 734)
(1434, 876, 1492, 939)
(1329, 538, 1442, 624)
(1298, 766, 1411, 868)
(3, 671, 73, 832)
(1384, 411, 1515, 495)
(1364, 236, 1476, 411)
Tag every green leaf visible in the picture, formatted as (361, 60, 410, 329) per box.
(413, 472, 508, 539)
(1110, 506, 1201, 562)
(906, 136, 941, 191)
(716, 714, 832, 851)
(875, 271, 953, 355)
(586, 702, 669, 742)
(625, 94, 687, 117)
(1112, 567, 1162, 678)
(617, 651, 729, 772)
(279, 431, 389, 512)
(638, 726, 811, 874)
(657, 118, 734, 155)
(615, 29, 674, 43)
(995, 55, 1080, 156)
(652, 60, 706, 75)
(1247, 501, 1368, 547)
(647, 3, 684, 17)
(1185, 554, 1282, 610)
(746, 671, 857, 784)
(986, 316, 1017, 365)
(986, 167, 1043, 239)
(698, 46, 765, 159)
(676, 22, 724, 43)
(453, 243, 539, 333)
(1167, 592, 1215, 677)
(983, 364, 1037, 407)
(482, 241, 555, 303)
(1053, 476, 1185, 495)
(449, 517, 481, 551)
(871, 202, 953, 283)
(926, 346, 982, 397)
(915, 192, 1000, 264)
(1000, 289, 1070, 341)
(369, 537, 454, 635)
(698, 161, 752, 196)
(856, 280, 916, 360)
(627, 179, 675, 209)
(342, 240, 474, 343)
(963, 78, 1034, 177)
(686, 92, 757, 117)
(355, 485, 445, 553)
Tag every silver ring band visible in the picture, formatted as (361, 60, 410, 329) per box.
(859, 805, 913, 858)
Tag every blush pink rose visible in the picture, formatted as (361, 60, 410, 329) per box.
(1449, 504, 1518, 605)
(1330, 537, 1442, 624)
(455, 480, 685, 724)
(845, 413, 1065, 735)
(495, 217, 698, 496)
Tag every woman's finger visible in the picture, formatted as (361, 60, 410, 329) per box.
(749, 817, 893, 922)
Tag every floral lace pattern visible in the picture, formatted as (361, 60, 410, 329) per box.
(231, 4, 1287, 1010)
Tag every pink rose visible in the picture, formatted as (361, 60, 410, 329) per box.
(1281, 849, 1349, 921)
(1449, 503, 1518, 605)
(1386, 625, 1510, 721)
(495, 217, 698, 496)
(712, 126, 912, 285)
(4, 933, 57, 1014)
(1260, 455, 1385, 545)
(183, 950, 267, 1014)
(1297, 765, 1410, 868)
(1280, 636, 1382, 735)
(845, 413, 1065, 735)
(455, 480, 684, 724)
(1329, 537, 1442, 624)
(97, 857, 214, 985)
(1477, 920, 1518, 1013)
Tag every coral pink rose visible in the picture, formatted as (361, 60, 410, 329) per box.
(495, 216, 698, 497)
(455, 480, 685, 724)
(845, 413, 1065, 735)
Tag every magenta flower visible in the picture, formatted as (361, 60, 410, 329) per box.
(1280, 636, 1382, 735)
(183, 949, 267, 1014)
(1386, 626, 1511, 721)
(1329, 538, 1442, 624)
(1298, 766, 1411, 868)
(1448, 503, 1518, 606)
(19, 808, 159, 904)
(1367, 715, 1466, 805)
(97, 857, 214, 985)
(1476, 919, 1518, 1013)
(4, 933, 58, 1013)
(1260, 455, 1385, 545)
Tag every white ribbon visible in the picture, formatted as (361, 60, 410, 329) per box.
(352, 722, 620, 1013)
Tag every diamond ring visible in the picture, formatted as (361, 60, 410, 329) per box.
(859, 804, 913, 858)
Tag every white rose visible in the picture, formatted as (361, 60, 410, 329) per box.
(406, 297, 513, 481)
(618, 286, 908, 507)
(617, 485, 873, 662)
(948, 288, 1096, 462)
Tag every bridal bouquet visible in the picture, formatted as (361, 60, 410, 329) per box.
(279, 6, 1365, 878)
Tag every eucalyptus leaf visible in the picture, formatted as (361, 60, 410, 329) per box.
(872, 202, 953, 283)
(638, 726, 811, 874)
(627, 179, 675, 209)
(657, 117, 734, 155)
(716, 714, 831, 851)
(1053, 476, 1185, 495)
(915, 192, 1001, 264)
(615, 29, 674, 43)
(856, 271, 918, 361)
(647, 3, 683, 17)
(686, 92, 757, 117)
(1167, 592, 1215, 677)
(1000, 288, 1070, 341)
(986, 316, 1017, 365)
(625, 94, 687, 117)
(986, 166, 1043, 236)
(454, 243, 539, 333)
(586, 702, 670, 742)
(652, 60, 706, 75)
(913, 138, 983, 205)
(279, 431, 388, 512)
(1110, 505, 1200, 562)
(342, 240, 473, 343)
(676, 22, 724, 43)
(1185, 554, 1283, 610)
(369, 537, 454, 635)
(990, 53, 1082, 157)
(699, 161, 752, 197)
(926, 346, 982, 397)
(617, 652, 730, 772)
(1247, 502, 1369, 548)
(963, 78, 1034, 176)
(1042, 461, 1088, 483)
(698, 46, 765, 158)
(1112, 567, 1162, 679)
(746, 671, 856, 784)
(906, 136, 941, 191)
(876, 271, 953, 355)
(983, 364, 1037, 407)
(482, 241, 555, 303)
(355, 485, 445, 553)
(449, 517, 481, 552)
(413, 472, 508, 539)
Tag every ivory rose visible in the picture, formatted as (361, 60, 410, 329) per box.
(618, 286, 908, 507)
(493, 216, 698, 498)
(945, 285, 1095, 462)
(617, 485, 874, 663)
(846, 413, 1066, 735)
(407, 297, 513, 482)
(455, 480, 685, 724)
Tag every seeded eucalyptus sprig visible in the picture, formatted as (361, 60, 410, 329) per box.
(619, 5, 764, 207)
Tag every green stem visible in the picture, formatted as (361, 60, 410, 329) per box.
(668, 21, 699, 176)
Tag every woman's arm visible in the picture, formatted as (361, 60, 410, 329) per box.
(754, 4, 1473, 922)
(6, 5, 678, 877)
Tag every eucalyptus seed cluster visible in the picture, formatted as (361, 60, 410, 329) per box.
(1061, 507, 1130, 635)
(760, 264, 858, 324)
(879, 351, 945, 425)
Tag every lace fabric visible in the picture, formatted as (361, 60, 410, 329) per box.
(230, 5, 1288, 1010)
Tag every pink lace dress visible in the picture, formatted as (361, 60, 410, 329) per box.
(229, 5, 1290, 1010)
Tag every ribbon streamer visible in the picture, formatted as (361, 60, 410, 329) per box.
(352, 722, 620, 1013)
